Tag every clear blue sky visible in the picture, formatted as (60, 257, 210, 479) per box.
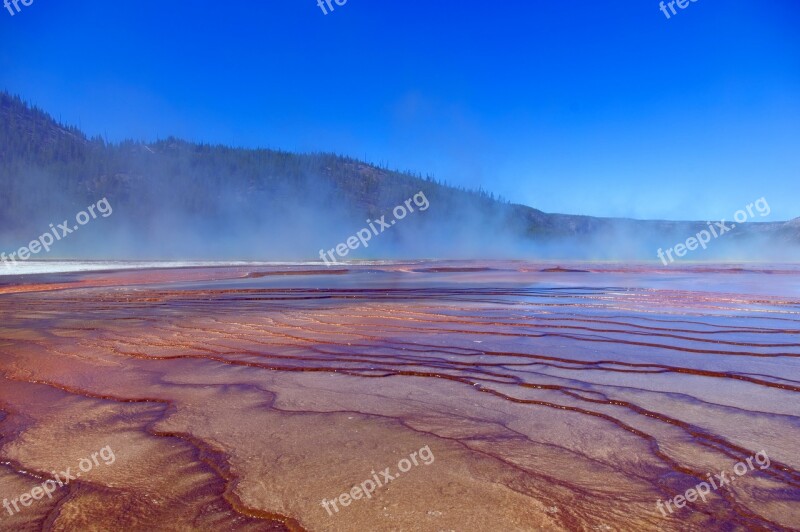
(1, 0, 798, 221)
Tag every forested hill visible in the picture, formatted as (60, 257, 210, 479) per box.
(0, 93, 510, 212)
(1, 92, 798, 261)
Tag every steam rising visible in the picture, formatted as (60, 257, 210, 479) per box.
(0, 91, 797, 264)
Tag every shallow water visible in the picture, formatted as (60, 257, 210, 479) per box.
(0, 260, 326, 276)
(0, 261, 798, 531)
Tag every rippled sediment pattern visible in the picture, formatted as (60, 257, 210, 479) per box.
(0, 262, 798, 531)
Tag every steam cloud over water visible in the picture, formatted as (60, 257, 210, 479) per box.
(1, 93, 799, 263)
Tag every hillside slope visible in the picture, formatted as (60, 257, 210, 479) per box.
(1, 92, 797, 261)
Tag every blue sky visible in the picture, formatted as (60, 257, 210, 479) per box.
(1, 0, 798, 221)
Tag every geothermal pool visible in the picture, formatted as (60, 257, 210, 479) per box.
(0, 262, 798, 531)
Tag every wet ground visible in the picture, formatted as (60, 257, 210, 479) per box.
(0, 261, 798, 531)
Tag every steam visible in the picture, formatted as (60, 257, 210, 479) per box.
(1, 142, 798, 264)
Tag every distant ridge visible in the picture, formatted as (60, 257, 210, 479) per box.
(1, 91, 798, 261)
